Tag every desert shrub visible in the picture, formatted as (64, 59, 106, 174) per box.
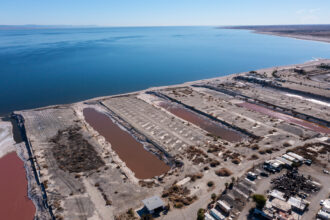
(141, 214, 153, 220)
(188, 173, 204, 181)
(174, 202, 184, 208)
(266, 149, 272, 154)
(211, 193, 216, 200)
(215, 168, 232, 177)
(283, 142, 291, 147)
(258, 150, 266, 155)
(249, 154, 259, 160)
(251, 144, 259, 150)
(232, 158, 241, 164)
(207, 181, 214, 187)
(210, 159, 220, 167)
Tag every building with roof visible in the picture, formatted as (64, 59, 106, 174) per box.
(288, 197, 307, 212)
(276, 156, 293, 167)
(318, 209, 330, 219)
(269, 189, 286, 201)
(264, 160, 282, 171)
(282, 154, 299, 163)
(217, 200, 231, 214)
(205, 212, 215, 220)
(142, 196, 165, 214)
(210, 208, 226, 220)
(287, 152, 304, 162)
(322, 199, 330, 213)
(269, 198, 291, 213)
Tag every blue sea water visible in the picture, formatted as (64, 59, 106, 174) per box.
(0, 26, 329, 115)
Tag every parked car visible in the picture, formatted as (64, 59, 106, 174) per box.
(263, 165, 276, 173)
(304, 159, 312, 166)
(260, 172, 269, 177)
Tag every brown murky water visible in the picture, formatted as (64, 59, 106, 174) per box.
(0, 152, 35, 220)
(83, 108, 170, 179)
(158, 102, 242, 142)
(238, 102, 330, 134)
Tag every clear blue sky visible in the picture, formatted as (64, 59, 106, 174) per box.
(1, 0, 330, 26)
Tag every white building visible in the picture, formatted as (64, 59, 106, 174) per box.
(205, 212, 215, 220)
(142, 196, 165, 214)
(287, 152, 304, 162)
(210, 208, 226, 220)
(217, 200, 231, 214)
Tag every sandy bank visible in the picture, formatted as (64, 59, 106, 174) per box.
(0, 120, 15, 158)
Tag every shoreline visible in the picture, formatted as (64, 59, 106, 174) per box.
(11, 58, 328, 116)
(253, 30, 330, 44)
(0, 120, 16, 158)
(222, 25, 330, 44)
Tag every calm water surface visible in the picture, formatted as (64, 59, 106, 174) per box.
(83, 108, 170, 179)
(1, 26, 330, 114)
(158, 101, 243, 142)
(0, 152, 35, 220)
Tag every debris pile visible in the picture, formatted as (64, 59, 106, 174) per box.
(271, 170, 320, 198)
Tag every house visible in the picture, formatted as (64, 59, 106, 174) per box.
(210, 208, 226, 220)
(205, 212, 215, 220)
(318, 209, 330, 220)
(287, 152, 304, 162)
(288, 197, 307, 212)
(217, 200, 231, 214)
(276, 156, 293, 168)
(321, 199, 330, 212)
(282, 154, 299, 163)
(142, 196, 165, 214)
(269, 190, 286, 201)
(270, 198, 291, 213)
(264, 160, 282, 171)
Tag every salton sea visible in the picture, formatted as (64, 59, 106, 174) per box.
(1, 26, 330, 115)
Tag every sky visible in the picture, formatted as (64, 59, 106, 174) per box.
(1, 0, 330, 26)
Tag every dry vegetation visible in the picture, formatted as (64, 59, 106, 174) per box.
(162, 184, 197, 208)
(51, 126, 105, 173)
(215, 168, 233, 177)
(185, 146, 209, 165)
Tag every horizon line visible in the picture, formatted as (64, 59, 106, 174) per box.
(0, 23, 330, 30)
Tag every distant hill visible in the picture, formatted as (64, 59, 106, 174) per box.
(223, 24, 330, 43)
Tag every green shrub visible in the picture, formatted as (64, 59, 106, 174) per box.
(197, 208, 205, 220)
(207, 181, 214, 187)
(252, 194, 266, 209)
